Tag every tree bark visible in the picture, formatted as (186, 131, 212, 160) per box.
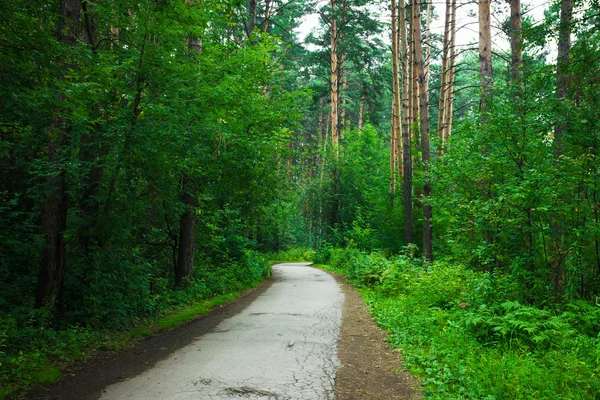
(176, 175, 196, 288)
(424, 1, 432, 101)
(247, 0, 257, 37)
(263, 0, 272, 32)
(438, 0, 456, 148)
(330, 0, 339, 157)
(446, 0, 457, 139)
(339, 0, 348, 138)
(437, 0, 452, 149)
(358, 91, 365, 132)
(175, 0, 204, 288)
(412, 0, 433, 261)
(391, 0, 401, 194)
(35, 0, 81, 311)
(399, 0, 413, 245)
(554, 0, 572, 149)
(479, 0, 493, 111)
(509, 0, 523, 81)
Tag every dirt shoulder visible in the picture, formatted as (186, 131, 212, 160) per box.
(13, 278, 274, 400)
(329, 271, 422, 400)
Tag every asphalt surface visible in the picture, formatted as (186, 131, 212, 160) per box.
(99, 263, 344, 400)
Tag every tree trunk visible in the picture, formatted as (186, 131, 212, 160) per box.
(263, 0, 272, 32)
(35, 0, 81, 312)
(554, 0, 572, 149)
(445, 0, 457, 139)
(176, 175, 196, 288)
(247, 0, 257, 37)
(330, 0, 339, 157)
(409, 3, 419, 140)
(399, 0, 413, 245)
(341, 70, 348, 136)
(438, 0, 456, 149)
(175, 1, 204, 288)
(424, 1, 432, 100)
(412, 0, 433, 261)
(479, 0, 493, 111)
(358, 91, 365, 131)
(509, 0, 523, 81)
(437, 0, 452, 150)
(78, 1, 104, 254)
(391, 0, 401, 194)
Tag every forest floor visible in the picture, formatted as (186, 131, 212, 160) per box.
(14, 263, 420, 400)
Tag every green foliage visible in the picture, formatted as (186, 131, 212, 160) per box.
(0, 0, 296, 394)
(155, 292, 238, 330)
(269, 247, 316, 262)
(324, 247, 600, 399)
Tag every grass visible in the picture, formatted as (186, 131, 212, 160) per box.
(155, 292, 239, 330)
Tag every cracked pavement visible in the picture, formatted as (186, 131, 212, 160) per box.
(99, 263, 344, 400)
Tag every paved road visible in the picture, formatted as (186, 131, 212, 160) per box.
(99, 263, 344, 400)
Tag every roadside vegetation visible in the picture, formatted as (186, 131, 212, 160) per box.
(0, 254, 269, 398)
(317, 247, 600, 399)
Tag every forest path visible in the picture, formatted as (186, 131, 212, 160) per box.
(21, 263, 420, 400)
(99, 263, 344, 400)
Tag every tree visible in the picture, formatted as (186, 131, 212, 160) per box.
(412, 0, 433, 261)
(35, 0, 81, 312)
(509, 0, 523, 81)
(399, 0, 413, 245)
(390, 0, 402, 195)
(554, 0, 573, 149)
(438, 0, 457, 148)
(479, 0, 493, 110)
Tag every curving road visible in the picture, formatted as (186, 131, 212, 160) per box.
(99, 263, 344, 400)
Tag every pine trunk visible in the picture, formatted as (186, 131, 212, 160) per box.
(399, 0, 413, 245)
(479, 0, 493, 111)
(330, 0, 339, 156)
(391, 0, 401, 193)
(412, 0, 433, 261)
(437, 0, 452, 149)
(510, 0, 523, 81)
(554, 0, 572, 148)
(358, 91, 365, 131)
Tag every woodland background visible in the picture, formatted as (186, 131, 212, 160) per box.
(1, 0, 599, 397)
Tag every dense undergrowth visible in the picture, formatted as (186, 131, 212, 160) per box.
(268, 247, 317, 263)
(0, 252, 270, 399)
(317, 246, 600, 399)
